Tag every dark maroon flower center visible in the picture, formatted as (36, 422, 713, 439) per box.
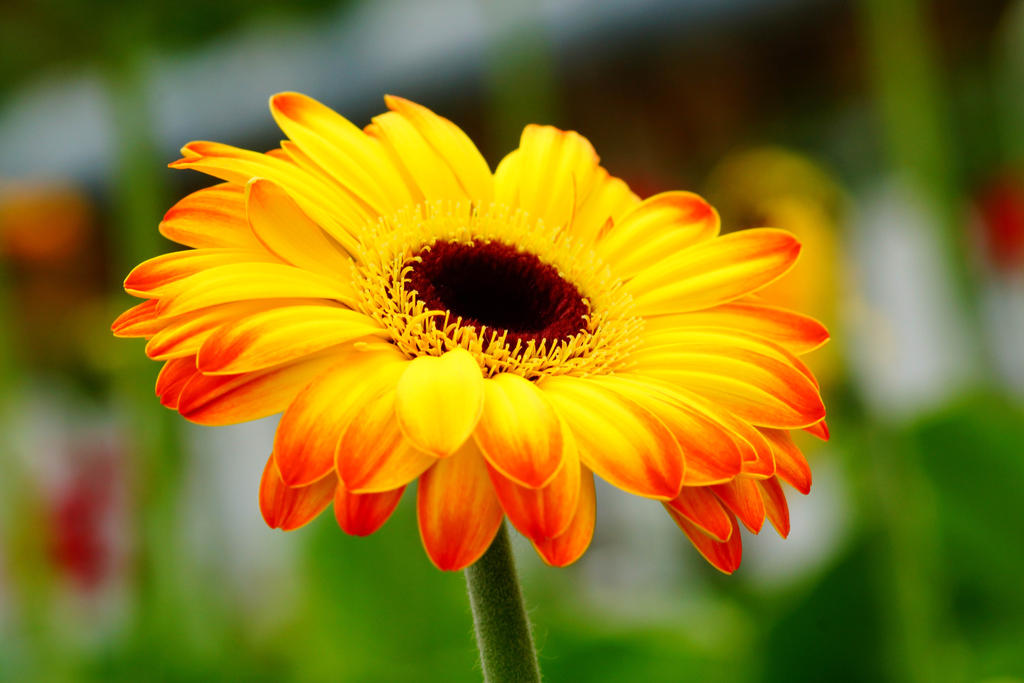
(406, 240, 589, 347)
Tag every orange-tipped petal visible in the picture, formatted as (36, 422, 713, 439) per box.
(474, 373, 564, 489)
(597, 191, 720, 279)
(155, 262, 359, 317)
(170, 140, 365, 253)
(804, 419, 830, 441)
(626, 228, 802, 315)
(711, 477, 766, 534)
(761, 428, 812, 494)
(666, 486, 733, 542)
(631, 343, 825, 429)
(540, 375, 683, 500)
(259, 455, 336, 531)
(145, 300, 280, 361)
(337, 389, 436, 493)
(273, 348, 406, 487)
(124, 248, 278, 298)
(668, 508, 743, 574)
(487, 427, 580, 540)
(417, 441, 504, 571)
(177, 351, 342, 426)
(395, 348, 484, 457)
(333, 483, 405, 537)
(197, 304, 385, 374)
(644, 301, 830, 355)
(155, 357, 199, 409)
(158, 182, 263, 250)
(588, 374, 742, 486)
(532, 466, 596, 567)
(112, 299, 162, 338)
(759, 477, 791, 538)
(269, 92, 414, 215)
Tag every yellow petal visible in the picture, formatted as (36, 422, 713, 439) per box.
(170, 141, 364, 254)
(158, 182, 263, 250)
(338, 389, 437, 493)
(384, 95, 494, 201)
(540, 375, 684, 500)
(597, 191, 719, 279)
(395, 348, 484, 456)
(642, 300, 830, 355)
(494, 125, 600, 230)
(269, 92, 414, 214)
(156, 262, 359, 317)
(625, 228, 801, 315)
(274, 348, 407, 487)
(367, 111, 467, 200)
(246, 178, 354, 277)
(197, 304, 387, 374)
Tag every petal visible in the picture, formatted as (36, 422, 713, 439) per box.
(665, 486, 733, 542)
(156, 262, 359, 317)
(395, 348, 484, 457)
(645, 301, 830, 355)
(158, 182, 263, 250)
(177, 351, 342, 426)
(269, 92, 414, 214)
(667, 507, 743, 574)
(759, 477, 791, 538)
(474, 373, 564, 489)
(711, 477, 766, 534)
(532, 466, 597, 567)
(760, 429, 812, 494)
(570, 168, 640, 245)
(587, 374, 742, 486)
(597, 191, 719, 279)
(245, 178, 354, 277)
(145, 300, 282, 360)
(540, 375, 683, 500)
(273, 347, 406, 487)
(366, 111, 468, 201)
(417, 441, 504, 571)
(197, 304, 386, 374)
(625, 228, 802, 315)
(337, 389, 437, 493)
(259, 455, 336, 531)
(124, 248, 278, 298)
(155, 357, 199, 410)
(333, 483, 405, 537)
(384, 95, 494, 201)
(495, 125, 600, 230)
(630, 345, 825, 429)
(171, 141, 365, 254)
(112, 299, 162, 338)
(487, 426, 580, 540)
(805, 419, 830, 441)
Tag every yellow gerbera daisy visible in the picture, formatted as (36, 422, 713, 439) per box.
(113, 93, 828, 573)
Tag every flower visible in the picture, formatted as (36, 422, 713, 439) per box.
(113, 93, 828, 573)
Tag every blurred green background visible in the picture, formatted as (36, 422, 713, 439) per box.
(2, 0, 1024, 681)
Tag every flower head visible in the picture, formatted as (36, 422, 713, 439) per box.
(113, 93, 828, 572)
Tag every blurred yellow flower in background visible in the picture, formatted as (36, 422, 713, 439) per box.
(705, 147, 844, 383)
(113, 94, 828, 573)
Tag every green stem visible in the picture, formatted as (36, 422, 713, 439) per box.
(464, 524, 541, 683)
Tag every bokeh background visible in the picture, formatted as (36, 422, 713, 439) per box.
(2, 0, 1023, 681)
